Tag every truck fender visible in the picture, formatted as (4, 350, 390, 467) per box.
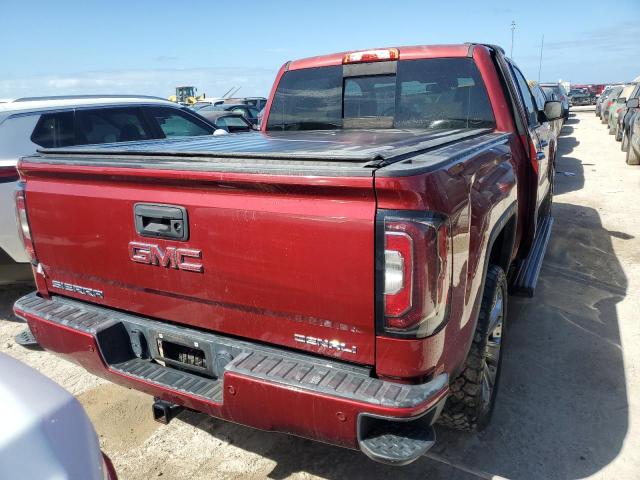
(455, 202, 517, 377)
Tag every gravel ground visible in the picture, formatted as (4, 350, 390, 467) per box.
(1, 109, 639, 479)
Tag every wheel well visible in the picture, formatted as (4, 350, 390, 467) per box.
(488, 215, 516, 273)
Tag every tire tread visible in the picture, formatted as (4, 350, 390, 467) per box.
(438, 265, 507, 431)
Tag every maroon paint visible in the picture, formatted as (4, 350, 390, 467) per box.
(21, 165, 377, 365)
(19, 309, 448, 449)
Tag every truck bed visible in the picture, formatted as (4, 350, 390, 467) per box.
(31, 128, 493, 176)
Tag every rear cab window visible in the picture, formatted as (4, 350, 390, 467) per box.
(266, 58, 496, 131)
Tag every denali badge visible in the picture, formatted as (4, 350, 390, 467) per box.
(51, 280, 104, 299)
(129, 242, 203, 272)
(294, 334, 357, 354)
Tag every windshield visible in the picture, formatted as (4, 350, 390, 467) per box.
(266, 58, 496, 131)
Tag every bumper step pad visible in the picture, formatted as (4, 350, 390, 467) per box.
(112, 358, 224, 403)
(14, 327, 41, 349)
(360, 422, 436, 466)
(229, 351, 447, 409)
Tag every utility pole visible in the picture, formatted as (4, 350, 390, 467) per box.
(510, 21, 516, 59)
(538, 34, 545, 82)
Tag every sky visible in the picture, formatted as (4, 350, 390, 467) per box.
(1, 0, 638, 99)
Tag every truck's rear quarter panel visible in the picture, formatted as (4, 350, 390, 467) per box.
(374, 133, 517, 379)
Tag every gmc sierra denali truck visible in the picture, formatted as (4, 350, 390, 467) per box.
(14, 43, 560, 465)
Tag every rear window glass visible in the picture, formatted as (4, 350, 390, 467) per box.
(31, 111, 75, 148)
(267, 58, 495, 131)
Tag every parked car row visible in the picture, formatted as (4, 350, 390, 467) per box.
(0, 95, 256, 285)
(596, 81, 640, 164)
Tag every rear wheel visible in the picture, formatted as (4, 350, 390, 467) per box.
(622, 130, 629, 152)
(438, 265, 507, 431)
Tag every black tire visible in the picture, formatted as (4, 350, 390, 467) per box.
(621, 130, 629, 152)
(438, 265, 507, 431)
(627, 143, 640, 165)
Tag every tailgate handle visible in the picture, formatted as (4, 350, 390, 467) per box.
(134, 203, 189, 241)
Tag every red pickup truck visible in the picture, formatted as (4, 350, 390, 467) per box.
(14, 43, 560, 465)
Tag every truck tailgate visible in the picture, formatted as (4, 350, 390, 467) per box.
(22, 164, 377, 365)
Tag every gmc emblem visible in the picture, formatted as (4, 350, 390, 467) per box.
(128, 242, 204, 273)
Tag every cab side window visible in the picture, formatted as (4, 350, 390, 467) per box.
(31, 111, 75, 148)
(510, 66, 539, 126)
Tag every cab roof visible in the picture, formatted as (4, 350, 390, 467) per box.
(287, 44, 476, 71)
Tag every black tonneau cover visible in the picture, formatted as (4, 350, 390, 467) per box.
(28, 128, 493, 176)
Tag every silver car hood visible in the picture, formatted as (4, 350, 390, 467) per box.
(0, 353, 104, 479)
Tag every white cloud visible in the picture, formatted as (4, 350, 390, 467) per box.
(0, 66, 278, 99)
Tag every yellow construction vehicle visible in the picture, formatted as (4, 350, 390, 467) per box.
(168, 86, 205, 105)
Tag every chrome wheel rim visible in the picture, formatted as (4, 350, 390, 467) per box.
(481, 288, 504, 412)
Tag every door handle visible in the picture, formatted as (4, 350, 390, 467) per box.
(539, 139, 549, 148)
(536, 151, 546, 161)
(134, 203, 189, 241)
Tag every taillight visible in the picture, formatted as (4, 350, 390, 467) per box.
(14, 181, 37, 263)
(343, 48, 399, 64)
(378, 212, 451, 338)
(0, 165, 18, 182)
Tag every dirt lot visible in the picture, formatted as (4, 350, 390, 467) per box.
(2, 108, 639, 480)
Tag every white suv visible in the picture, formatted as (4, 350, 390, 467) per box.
(0, 95, 218, 285)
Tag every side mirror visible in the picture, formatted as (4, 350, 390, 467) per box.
(213, 128, 230, 136)
(626, 98, 639, 108)
(543, 100, 562, 121)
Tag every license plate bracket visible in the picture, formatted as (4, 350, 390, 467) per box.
(156, 334, 209, 376)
